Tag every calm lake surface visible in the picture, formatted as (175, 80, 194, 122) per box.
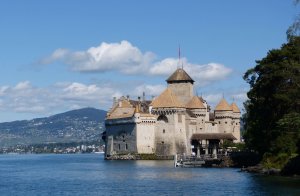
(0, 154, 299, 195)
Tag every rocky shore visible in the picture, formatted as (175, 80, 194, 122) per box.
(241, 164, 281, 175)
(241, 156, 300, 176)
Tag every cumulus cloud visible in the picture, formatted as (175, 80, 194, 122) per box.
(134, 84, 165, 97)
(39, 40, 232, 86)
(14, 81, 31, 90)
(0, 81, 121, 116)
(40, 41, 155, 74)
(150, 57, 232, 86)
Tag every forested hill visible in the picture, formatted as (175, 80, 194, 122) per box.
(0, 108, 107, 147)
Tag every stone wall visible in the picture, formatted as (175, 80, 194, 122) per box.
(168, 82, 193, 104)
(105, 122, 137, 156)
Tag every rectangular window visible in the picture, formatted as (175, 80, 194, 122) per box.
(178, 114, 182, 123)
(118, 144, 121, 150)
(125, 143, 128, 150)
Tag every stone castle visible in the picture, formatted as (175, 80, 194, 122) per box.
(103, 68, 241, 159)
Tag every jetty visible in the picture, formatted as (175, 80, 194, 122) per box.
(174, 154, 226, 168)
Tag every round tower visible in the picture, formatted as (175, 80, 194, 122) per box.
(231, 102, 241, 142)
(166, 68, 194, 105)
(186, 96, 206, 133)
(214, 98, 233, 134)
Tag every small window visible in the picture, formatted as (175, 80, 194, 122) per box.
(163, 129, 165, 134)
(161, 141, 164, 144)
(125, 143, 128, 150)
(118, 144, 120, 150)
(219, 121, 221, 124)
(178, 114, 182, 123)
(225, 121, 227, 124)
(236, 123, 238, 125)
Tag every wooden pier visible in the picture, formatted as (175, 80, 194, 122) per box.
(174, 154, 225, 168)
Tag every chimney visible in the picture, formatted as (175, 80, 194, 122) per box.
(142, 92, 145, 102)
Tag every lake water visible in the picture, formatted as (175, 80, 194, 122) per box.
(0, 154, 299, 195)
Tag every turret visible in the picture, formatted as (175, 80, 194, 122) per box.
(214, 98, 233, 134)
(166, 68, 194, 104)
(186, 96, 206, 132)
(231, 102, 241, 142)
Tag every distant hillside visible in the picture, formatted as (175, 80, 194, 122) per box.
(0, 108, 107, 147)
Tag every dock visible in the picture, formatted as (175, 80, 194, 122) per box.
(174, 154, 225, 168)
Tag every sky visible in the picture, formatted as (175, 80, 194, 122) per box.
(0, 0, 299, 122)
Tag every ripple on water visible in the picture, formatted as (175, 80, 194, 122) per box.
(0, 154, 299, 196)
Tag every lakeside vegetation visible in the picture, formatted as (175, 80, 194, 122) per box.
(242, 35, 300, 174)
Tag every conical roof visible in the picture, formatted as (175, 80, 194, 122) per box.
(231, 102, 241, 113)
(186, 96, 206, 109)
(151, 88, 184, 108)
(215, 98, 232, 111)
(166, 68, 194, 84)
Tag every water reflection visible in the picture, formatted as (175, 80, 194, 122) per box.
(0, 154, 299, 195)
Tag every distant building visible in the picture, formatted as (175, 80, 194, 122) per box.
(103, 68, 241, 159)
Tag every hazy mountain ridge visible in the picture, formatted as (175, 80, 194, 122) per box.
(0, 108, 106, 147)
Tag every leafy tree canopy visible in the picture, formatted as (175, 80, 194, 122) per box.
(243, 36, 300, 155)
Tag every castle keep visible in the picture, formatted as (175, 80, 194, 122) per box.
(103, 68, 241, 159)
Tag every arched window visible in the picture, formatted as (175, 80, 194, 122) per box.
(157, 115, 168, 123)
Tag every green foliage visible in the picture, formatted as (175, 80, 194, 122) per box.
(243, 36, 300, 155)
(221, 140, 246, 151)
(262, 153, 291, 169)
(272, 112, 300, 154)
(138, 153, 157, 160)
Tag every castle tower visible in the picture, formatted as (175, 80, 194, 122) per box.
(214, 98, 233, 134)
(151, 88, 187, 156)
(186, 96, 206, 133)
(166, 68, 194, 105)
(231, 102, 241, 142)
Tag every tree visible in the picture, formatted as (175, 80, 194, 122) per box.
(287, 0, 300, 39)
(243, 36, 300, 155)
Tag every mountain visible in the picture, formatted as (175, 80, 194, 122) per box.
(0, 108, 107, 147)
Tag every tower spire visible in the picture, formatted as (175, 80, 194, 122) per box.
(178, 45, 183, 69)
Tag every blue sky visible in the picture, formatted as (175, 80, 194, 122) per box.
(0, 0, 298, 122)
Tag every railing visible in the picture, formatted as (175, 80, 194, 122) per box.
(177, 154, 225, 162)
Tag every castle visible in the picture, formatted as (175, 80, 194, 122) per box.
(103, 67, 241, 159)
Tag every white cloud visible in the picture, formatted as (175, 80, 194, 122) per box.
(150, 58, 232, 86)
(0, 81, 122, 116)
(39, 40, 232, 86)
(134, 84, 165, 97)
(39, 48, 69, 65)
(150, 58, 179, 75)
(14, 81, 31, 90)
(40, 40, 155, 74)
(0, 86, 9, 96)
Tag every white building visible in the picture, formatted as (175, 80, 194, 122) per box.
(103, 68, 241, 159)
